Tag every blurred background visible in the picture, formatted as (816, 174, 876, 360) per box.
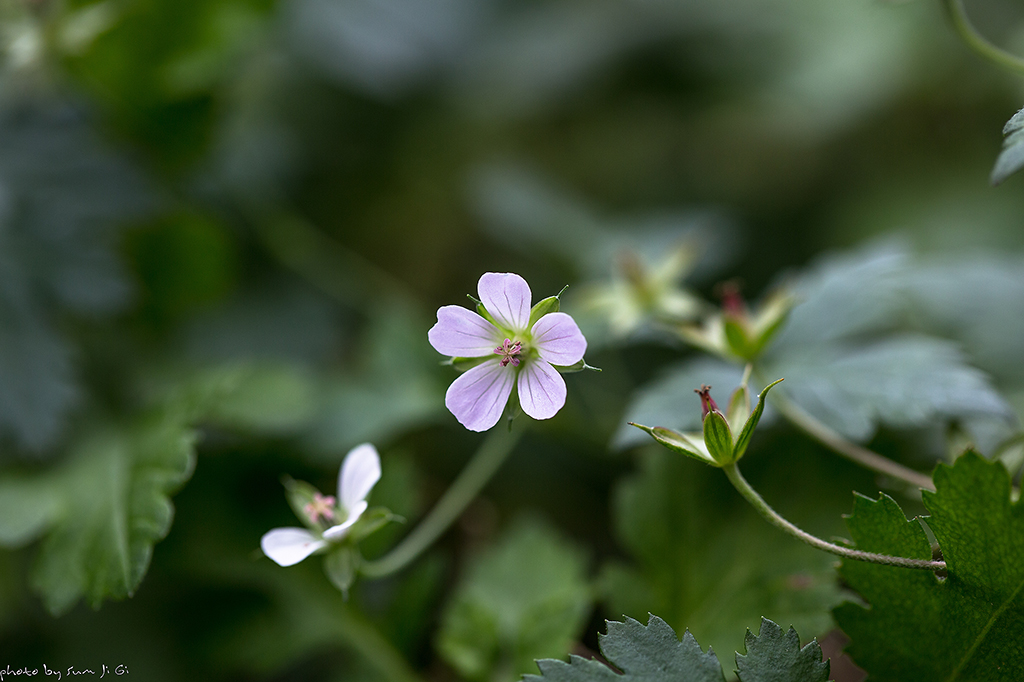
(1, 0, 1024, 679)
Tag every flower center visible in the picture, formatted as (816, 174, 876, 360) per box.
(494, 338, 523, 367)
(304, 493, 336, 524)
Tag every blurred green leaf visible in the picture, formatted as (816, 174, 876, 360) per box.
(525, 614, 828, 682)
(437, 518, 593, 682)
(0, 103, 151, 453)
(834, 452, 1024, 680)
(765, 336, 1011, 443)
(600, 449, 843, 666)
(0, 412, 196, 615)
(991, 107, 1024, 185)
(152, 361, 322, 435)
(307, 305, 444, 455)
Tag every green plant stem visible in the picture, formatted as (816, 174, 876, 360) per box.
(361, 424, 523, 578)
(722, 462, 945, 571)
(770, 391, 936, 492)
(944, 0, 1024, 76)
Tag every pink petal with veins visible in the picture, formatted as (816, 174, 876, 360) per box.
(445, 358, 515, 431)
(429, 305, 503, 357)
(531, 312, 587, 366)
(517, 359, 567, 421)
(478, 272, 532, 332)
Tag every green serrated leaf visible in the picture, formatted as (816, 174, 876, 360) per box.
(992, 106, 1024, 185)
(735, 617, 829, 682)
(834, 452, 1024, 680)
(524, 615, 724, 682)
(15, 413, 197, 615)
(526, 614, 828, 682)
(437, 518, 592, 682)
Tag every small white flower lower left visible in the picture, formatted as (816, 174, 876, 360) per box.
(261, 443, 382, 567)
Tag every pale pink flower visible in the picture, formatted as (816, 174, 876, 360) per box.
(261, 443, 381, 566)
(428, 272, 587, 432)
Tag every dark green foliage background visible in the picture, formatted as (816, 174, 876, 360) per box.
(2, 0, 1024, 680)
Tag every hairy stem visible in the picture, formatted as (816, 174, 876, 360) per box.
(361, 425, 523, 578)
(944, 0, 1024, 76)
(770, 390, 936, 492)
(722, 462, 945, 570)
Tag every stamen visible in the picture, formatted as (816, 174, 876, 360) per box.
(305, 493, 337, 524)
(494, 338, 523, 367)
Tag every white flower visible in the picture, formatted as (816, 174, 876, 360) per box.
(260, 443, 381, 567)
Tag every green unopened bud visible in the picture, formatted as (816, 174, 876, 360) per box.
(283, 477, 329, 531)
(703, 408, 734, 464)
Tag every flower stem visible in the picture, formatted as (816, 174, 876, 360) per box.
(721, 462, 945, 570)
(360, 425, 523, 578)
(944, 0, 1024, 76)
(770, 389, 936, 492)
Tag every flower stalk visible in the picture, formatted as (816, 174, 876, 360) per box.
(360, 424, 523, 578)
(721, 462, 945, 571)
(944, 0, 1024, 76)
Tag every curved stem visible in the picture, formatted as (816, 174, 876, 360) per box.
(722, 462, 945, 570)
(770, 390, 935, 492)
(944, 0, 1024, 76)
(361, 424, 523, 578)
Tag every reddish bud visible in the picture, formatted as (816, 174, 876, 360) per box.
(695, 384, 720, 418)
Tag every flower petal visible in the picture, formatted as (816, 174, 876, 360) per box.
(517, 359, 567, 421)
(445, 358, 515, 431)
(478, 272, 532, 332)
(531, 312, 587, 365)
(338, 443, 381, 512)
(261, 528, 327, 566)
(322, 500, 369, 541)
(428, 305, 503, 357)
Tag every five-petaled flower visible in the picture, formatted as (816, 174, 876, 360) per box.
(429, 272, 588, 432)
(261, 443, 381, 567)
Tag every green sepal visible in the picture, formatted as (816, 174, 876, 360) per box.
(469, 296, 503, 330)
(702, 410, 734, 464)
(443, 356, 494, 373)
(748, 292, 795, 357)
(726, 385, 750, 434)
(348, 506, 404, 542)
(552, 359, 603, 374)
(724, 316, 753, 360)
(282, 477, 325, 532)
(629, 422, 716, 466)
(732, 378, 784, 462)
(528, 294, 561, 329)
(323, 545, 359, 598)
